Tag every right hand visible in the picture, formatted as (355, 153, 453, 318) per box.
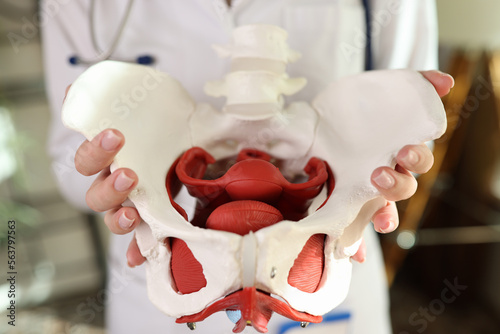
(75, 128, 146, 267)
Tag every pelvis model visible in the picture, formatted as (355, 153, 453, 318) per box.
(63, 25, 446, 333)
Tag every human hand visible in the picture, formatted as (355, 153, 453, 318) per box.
(74, 128, 145, 267)
(352, 70, 454, 263)
(74, 71, 454, 266)
(62, 82, 146, 267)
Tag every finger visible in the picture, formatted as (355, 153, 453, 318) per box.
(65, 84, 72, 96)
(86, 168, 138, 212)
(371, 165, 417, 201)
(396, 144, 434, 175)
(127, 235, 147, 268)
(372, 201, 399, 233)
(75, 129, 124, 176)
(104, 206, 141, 234)
(63, 84, 72, 103)
(351, 239, 366, 263)
(420, 70, 455, 97)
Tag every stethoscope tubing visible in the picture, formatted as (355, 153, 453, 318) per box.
(69, 0, 155, 65)
(69, 0, 372, 69)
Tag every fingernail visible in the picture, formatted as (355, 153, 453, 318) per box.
(114, 172, 134, 192)
(401, 149, 419, 166)
(357, 249, 367, 263)
(448, 74, 455, 88)
(379, 220, 394, 233)
(119, 212, 135, 230)
(101, 130, 121, 151)
(439, 72, 455, 88)
(373, 170, 395, 189)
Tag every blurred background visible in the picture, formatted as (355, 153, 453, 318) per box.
(0, 0, 499, 333)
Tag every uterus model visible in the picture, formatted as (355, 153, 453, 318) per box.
(62, 25, 446, 333)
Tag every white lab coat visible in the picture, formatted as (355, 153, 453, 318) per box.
(41, 0, 438, 333)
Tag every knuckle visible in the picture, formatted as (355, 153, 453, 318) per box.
(86, 186, 108, 212)
(420, 155, 434, 173)
(382, 174, 417, 201)
(399, 177, 418, 200)
(77, 164, 93, 177)
(417, 146, 434, 171)
(103, 210, 115, 229)
(104, 210, 123, 234)
(76, 139, 115, 176)
(85, 190, 101, 212)
(75, 143, 96, 176)
(74, 151, 86, 174)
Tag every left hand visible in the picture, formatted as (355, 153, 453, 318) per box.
(351, 70, 454, 263)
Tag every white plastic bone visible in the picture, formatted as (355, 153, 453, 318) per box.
(212, 24, 301, 63)
(62, 24, 446, 324)
(204, 71, 307, 120)
(205, 25, 307, 120)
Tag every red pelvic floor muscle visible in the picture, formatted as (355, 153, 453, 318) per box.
(206, 200, 284, 235)
(170, 238, 207, 294)
(176, 287, 323, 333)
(287, 234, 325, 293)
(168, 147, 329, 329)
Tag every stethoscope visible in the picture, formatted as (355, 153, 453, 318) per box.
(361, 0, 373, 71)
(68, 0, 154, 66)
(69, 0, 373, 70)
